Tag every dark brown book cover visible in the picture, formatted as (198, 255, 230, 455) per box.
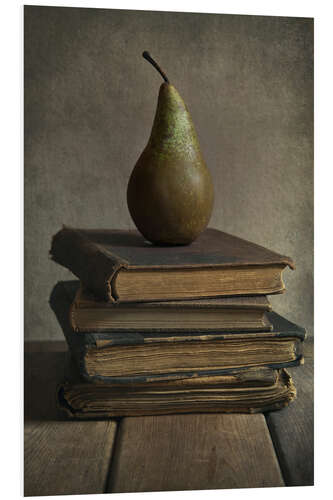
(50, 227, 294, 302)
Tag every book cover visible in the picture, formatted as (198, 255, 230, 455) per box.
(50, 227, 294, 302)
(50, 281, 305, 384)
(58, 366, 296, 418)
(71, 284, 273, 333)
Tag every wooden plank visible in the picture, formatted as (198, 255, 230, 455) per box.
(24, 342, 118, 497)
(25, 420, 117, 496)
(265, 339, 314, 486)
(108, 413, 284, 493)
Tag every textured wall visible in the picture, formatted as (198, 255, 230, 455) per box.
(24, 6, 313, 340)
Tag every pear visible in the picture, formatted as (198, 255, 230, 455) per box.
(127, 51, 214, 245)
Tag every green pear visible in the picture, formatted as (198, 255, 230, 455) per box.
(127, 51, 214, 245)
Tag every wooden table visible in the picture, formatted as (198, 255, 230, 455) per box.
(24, 340, 313, 496)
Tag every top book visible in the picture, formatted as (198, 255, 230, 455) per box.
(50, 227, 294, 303)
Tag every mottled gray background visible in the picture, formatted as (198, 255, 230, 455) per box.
(24, 6, 313, 340)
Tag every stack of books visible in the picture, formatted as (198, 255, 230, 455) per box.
(49, 226, 305, 418)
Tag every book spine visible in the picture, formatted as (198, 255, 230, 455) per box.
(49, 281, 97, 379)
(69, 300, 78, 332)
(50, 226, 128, 302)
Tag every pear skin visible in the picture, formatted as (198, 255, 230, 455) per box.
(127, 53, 214, 245)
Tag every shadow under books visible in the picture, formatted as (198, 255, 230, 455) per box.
(24, 346, 69, 421)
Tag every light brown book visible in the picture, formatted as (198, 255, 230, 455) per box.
(50, 227, 294, 303)
(58, 367, 296, 418)
(70, 285, 273, 333)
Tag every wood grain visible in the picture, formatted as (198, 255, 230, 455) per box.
(24, 342, 118, 497)
(108, 413, 284, 493)
(265, 339, 314, 486)
(25, 420, 117, 496)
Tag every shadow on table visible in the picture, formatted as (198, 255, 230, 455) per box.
(24, 342, 68, 421)
(265, 340, 314, 486)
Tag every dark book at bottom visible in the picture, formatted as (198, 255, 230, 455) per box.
(57, 362, 296, 418)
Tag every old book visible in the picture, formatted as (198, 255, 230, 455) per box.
(71, 285, 272, 332)
(50, 227, 294, 303)
(50, 281, 305, 384)
(58, 366, 296, 418)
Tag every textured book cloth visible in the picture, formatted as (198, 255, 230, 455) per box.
(58, 365, 296, 418)
(50, 227, 294, 303)
(70, 285, 273, 333)
(50, 281, 305, 384)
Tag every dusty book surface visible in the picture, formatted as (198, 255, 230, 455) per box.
(50, 227, 294, 302)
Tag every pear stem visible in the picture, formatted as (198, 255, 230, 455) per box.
(142, 51, 169, 83)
